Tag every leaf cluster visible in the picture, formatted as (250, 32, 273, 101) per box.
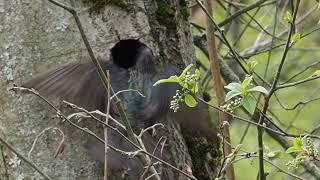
(154, 64, 201, 110)
(224, 76, 268, 114)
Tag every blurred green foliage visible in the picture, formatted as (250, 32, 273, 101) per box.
(191, 0, 320, 179)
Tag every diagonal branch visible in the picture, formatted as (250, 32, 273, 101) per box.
(0, 137, 52, 180)
(103, 71, 111, 180)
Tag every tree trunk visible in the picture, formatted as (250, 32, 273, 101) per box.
(0, 0, 220, 179)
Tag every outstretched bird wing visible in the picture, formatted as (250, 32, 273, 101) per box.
(22, 57, 129, 112)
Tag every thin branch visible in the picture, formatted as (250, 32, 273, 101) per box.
(28, 127, 65, 159)
(46, 0, 137, 152)
(241, 5, 317, 57)
(218, 0, 272, 28)
(196, 99, 286, 137)
(275, 75, 320, 91)
(44, 1, 160, 179)
(0, 145, 10, 180)
(195, 0, 249, 74)
(202, 0, 235, 179)
(220, 0, 247, 7)
(62, 102, 193, 178)
(310, 119, 320, 134)
(196, 0, 270, 87)
(233, 6, 261, 46)
(103, 71, 111, 180)
(193, 2, 320, 177)
(140, 136, 167, 180)
(256, 1, 301, 179)
(137, 124, 165, 139)
(198, 97, 320, 139)
(13, 87, 197, 180)
(66, 110, 125, 130)
(282, 61, 320, 84)
(270, 1, 301, 94)
(262, 157, 306, 180)
(220, 153, 306, 180)
(224, 0, 284, 42)
(110, 89, 145, 100)
(0, 137, 52, 180)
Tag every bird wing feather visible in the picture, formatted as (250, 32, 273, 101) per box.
(22, 57, 129, 112)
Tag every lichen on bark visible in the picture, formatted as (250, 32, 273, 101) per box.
(184, 135, 221, 180)
(155, 0, 177, 30)
(81, 0, 129, 14)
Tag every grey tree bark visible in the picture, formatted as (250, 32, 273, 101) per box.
(0, 0, 219, 179)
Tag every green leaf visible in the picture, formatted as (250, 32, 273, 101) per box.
(224, 82, 242, 92)
(248, 86, 268, 95)
(267, 151, 282, 160)
(312, 70, 320, 77)
(225, 91, 242, 101)
(195, 69, 200, 79)
(193, 84, 199, 93)
(241, 76, 253, 94)
(248, 61, 258, 72)
(184, 94, 197, 107)
(153, 75, 179, 86)
(292, 33, 301, 43)
(293, 137, 303, 149)
(241, 94, 257, 114)
(284, 11, 293, 23)
(285, 146, 302, 154)
(179, 64, 193, 80)
(296, 153, 306, 160)
(286, 137, 303, 154)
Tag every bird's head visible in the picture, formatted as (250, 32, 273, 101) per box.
(110, 39, 156, 74)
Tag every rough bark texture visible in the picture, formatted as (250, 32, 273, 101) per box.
(0, 0, 219, 179)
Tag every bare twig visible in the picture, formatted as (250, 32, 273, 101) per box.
(197, 98, 320, 139)
(241, 5, 317, 57)
(137, 124, 165, 139)
(256, 1, 301, 179)
(139, 136, 167, 180)
(193, 2, 320, 177)
(262, 158, 306, 180)
(275, 75, 320, 91)
(196, 0, 270, 88)
(111, 89, 145, 100)
(218, 0, 271, 28)
(103, 71, 111, 180)
(0, 145, 10, 180)
(66, 109, 125, 130)
(282, 61, 320, 84)
(28, 127, 65, 159)
(12, 86, 197, 180)
(0, 136, 52, 180)
(220, 154, 306, 180)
